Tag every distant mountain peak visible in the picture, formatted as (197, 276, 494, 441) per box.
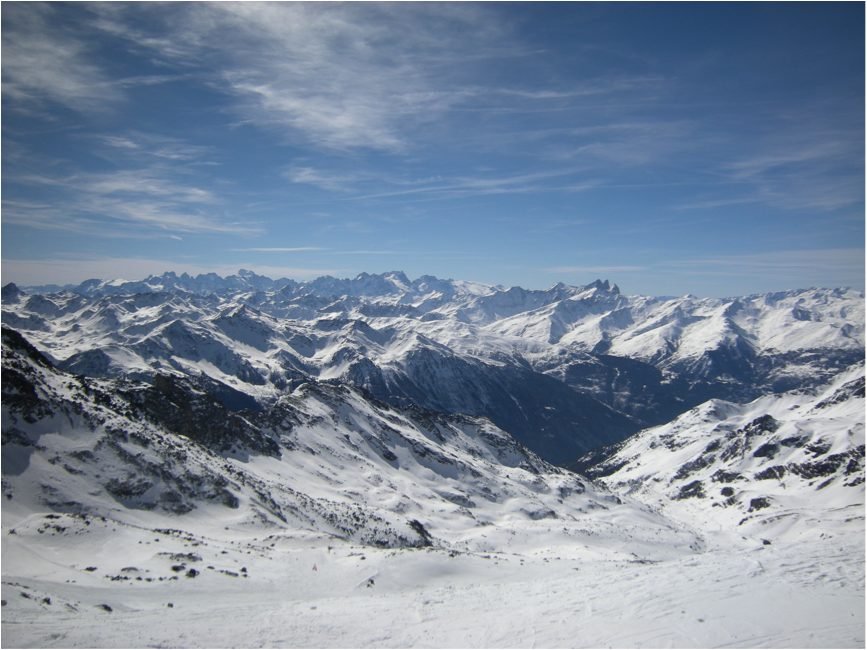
(1, 282, 24, 303)
(588, 278, 619, 294)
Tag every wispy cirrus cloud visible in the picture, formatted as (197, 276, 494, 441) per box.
(232, 247, 327, 253)
(4, 115, 246, 237)
(283, 167, 370, 193)
(680, 115, 865, 213)
(1, 4, 185, 116)
(91, 132, 216, 164)
(331, 250, 401, 256)
(5, 167, 257, 236)
(284, 162, 602, 201)
(352, 169, 600, 201)
(734, 138, 861, 205)
(1, 4, 122, 114)
(83, 3, 513, 152)
(230, 247, 406, 256)
(546, 265, 647, 275)
(658, 248, 865, 291)
(487, 75, 666, 101)
(673, 196, 762, 211)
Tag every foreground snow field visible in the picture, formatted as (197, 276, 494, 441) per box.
(2, 505, 863, 649)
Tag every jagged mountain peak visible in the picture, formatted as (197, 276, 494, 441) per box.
(587, 278, 617, 293)
(356, 270, 411, 284)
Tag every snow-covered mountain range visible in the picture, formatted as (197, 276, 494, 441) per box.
(2, 270, 864, 647)
(3, 270, 863, 464)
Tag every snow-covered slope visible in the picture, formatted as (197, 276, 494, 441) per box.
(579, 362, 865, 545)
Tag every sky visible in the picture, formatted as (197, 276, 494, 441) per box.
(1, 2, 864, 297)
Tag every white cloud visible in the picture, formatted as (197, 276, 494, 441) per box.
(1, 5, 122, 113)
(284, 167, 366, 192)
(6, 169, 257, 236)
(92, 132, 215, 163)
(207, 3, 496, 151)
(1, 4, 181, 115)
(84, 3, 506, 152)
(353, 168, 599, 201)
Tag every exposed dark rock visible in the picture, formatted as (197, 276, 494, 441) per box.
(674, 480, 705, 500)
(167, 552, 202, 563)
(741, 415, 780, 438)
(2, 282, 24, 303)
(720, 439, 746, 462)
(789, 456, 845, 479)
(122, 374, 280, 458)
(1, 327, 52, 368)
(814, 376, 865, 409)
(754, 465, 787, 481)
(748, 497, 771, 512)
(711, 470, 744, 483)
(673, 454, 716, 481)
(407, 519, 433, 547)
(805, 440, 832, 457)
(752, 443, 779, 459)
(703, 439, 722, 454)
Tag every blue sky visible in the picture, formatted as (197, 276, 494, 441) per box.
(2, 2, 864, 297)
